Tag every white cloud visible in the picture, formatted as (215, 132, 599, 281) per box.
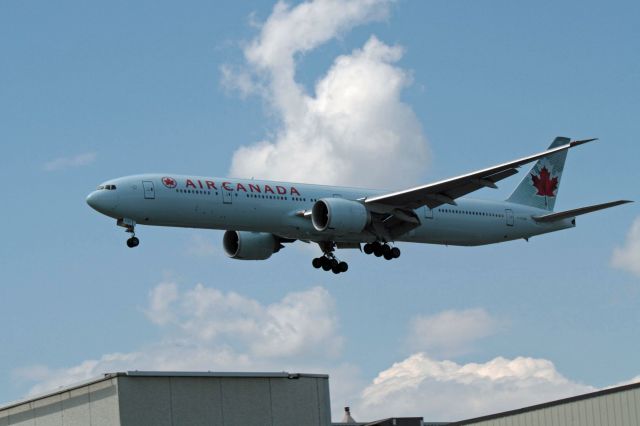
(174, 284, 343, 358)
(352, 353, 596, 422)
(611, 375, 640, 387)
(144, 281, 179, 325)
(225, 0, 429, 187)
(220, 64, 260, 98)
(22, 348, 246, 398)
(19, 283, 344, 397)
(186, 234, 221, 258)
(407, 308, 501, 357)
(244, 0, 390, 72)
(611, 217, 640, 277)
(43, 152, 96, 171)
(15, 284, 640, 421)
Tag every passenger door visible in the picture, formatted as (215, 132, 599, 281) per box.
(424, 206, 433, 219)
(142, 180, 155, 199)
(222, 188, 233, 204)
(505, 209, 514, 226)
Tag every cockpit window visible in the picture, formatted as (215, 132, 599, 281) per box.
(97, 185, 117, 190)
(97, 185, 105, 190)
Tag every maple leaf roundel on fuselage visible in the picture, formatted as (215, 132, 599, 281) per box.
(162, 177, 177, 188)
(531, 166, 558, 197)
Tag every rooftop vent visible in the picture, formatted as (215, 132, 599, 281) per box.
(341, 406, 357, 423)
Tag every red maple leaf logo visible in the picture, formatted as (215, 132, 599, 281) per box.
(531, 167, 558, 197)
(162, 177, 177, 188)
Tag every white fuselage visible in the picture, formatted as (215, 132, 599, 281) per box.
(86, 174, 575, 246)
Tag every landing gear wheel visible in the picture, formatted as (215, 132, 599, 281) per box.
(314, 241, 349, 273)
(331, 261, 349, 274)
(391, 247, 401, 259)
(382, 244, 391, 257)
(363, 243, 374, 255)
(383, 251, 394, 260)
(321, 257, 332, 271)
(126, 237, 139, 248)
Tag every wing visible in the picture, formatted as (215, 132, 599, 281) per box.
(365, 138, 597, 211)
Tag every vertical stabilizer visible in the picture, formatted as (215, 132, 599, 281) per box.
(506, 137, 570, 211)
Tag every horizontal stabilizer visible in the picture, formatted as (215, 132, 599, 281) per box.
(532, 200, 633, 223)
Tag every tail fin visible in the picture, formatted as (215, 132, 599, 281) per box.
(506, 137, 570, 211)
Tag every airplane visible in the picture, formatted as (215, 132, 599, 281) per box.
(86, 137, 631, 274)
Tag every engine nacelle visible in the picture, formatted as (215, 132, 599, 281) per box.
(223, 231, 281, 260)
(311, 198, 370, 234)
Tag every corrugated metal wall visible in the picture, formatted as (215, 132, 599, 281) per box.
(454, 385, 640, 426)
(0, 378, 120, 426)
(117, 375, 331, 426)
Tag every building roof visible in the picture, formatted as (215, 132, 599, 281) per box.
(0, 371, 328, 413)
(449, 380, 640, 425)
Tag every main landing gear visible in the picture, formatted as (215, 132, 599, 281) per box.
(312, 256, 349, 274)
(312, 242, 348, 274)
(363, 242, 400, 260)
(118, 218, 139, 248)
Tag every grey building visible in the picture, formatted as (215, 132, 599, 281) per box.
(2, 371, 639, 425)
(0, 371, 331, 426)
(449, 381, 640, 426)
(331, 382, 640, 425)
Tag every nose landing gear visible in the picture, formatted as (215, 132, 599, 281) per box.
(126, 236, 140, 248)
(117, 218, 140, 248)
(363, 242, 400, 260)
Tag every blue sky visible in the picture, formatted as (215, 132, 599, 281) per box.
(1, 0, 639, 421)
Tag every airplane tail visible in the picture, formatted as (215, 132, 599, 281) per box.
(506, 137, 570, 211)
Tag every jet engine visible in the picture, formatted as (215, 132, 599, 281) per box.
(311, 198, 370, 234)
(223, 231, 283, 260)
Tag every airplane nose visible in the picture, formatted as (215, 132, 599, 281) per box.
(86, 191, 99, 210)
(86, 190, 118, 214)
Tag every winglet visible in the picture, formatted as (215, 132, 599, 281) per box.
(570, 138, 598, 147)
